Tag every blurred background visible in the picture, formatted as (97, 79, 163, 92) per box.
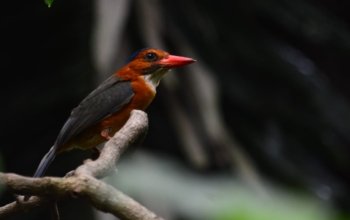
(1, 0, 350, 219)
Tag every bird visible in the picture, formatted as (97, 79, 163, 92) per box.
(31, 48, 195, 178)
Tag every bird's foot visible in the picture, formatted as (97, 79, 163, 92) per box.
(100, 127, 112, 140)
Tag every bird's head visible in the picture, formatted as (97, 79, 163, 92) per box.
(124, 48, 195, 87)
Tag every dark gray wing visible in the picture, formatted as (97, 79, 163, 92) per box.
(54, 75, 134, 147)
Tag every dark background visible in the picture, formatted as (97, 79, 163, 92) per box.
(1, 0, 350, 219)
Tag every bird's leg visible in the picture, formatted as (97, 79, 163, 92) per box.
(100, 127, 112, 140)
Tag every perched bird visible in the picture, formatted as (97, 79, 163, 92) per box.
(31, 48, 195, 178)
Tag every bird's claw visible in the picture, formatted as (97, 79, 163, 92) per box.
(100, 128, 112, 140)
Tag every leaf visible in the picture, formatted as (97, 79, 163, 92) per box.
(45, 0, 54, 8)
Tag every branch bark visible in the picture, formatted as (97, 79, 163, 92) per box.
(0, 110, 164, 220)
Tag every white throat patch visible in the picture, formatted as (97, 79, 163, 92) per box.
(143, 68, 169, 91)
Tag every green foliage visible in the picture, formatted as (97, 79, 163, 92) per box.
(215, 194, 336, 220)
(45, 0, 53, 8)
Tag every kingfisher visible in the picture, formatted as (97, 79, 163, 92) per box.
(31, 48, 195, 178)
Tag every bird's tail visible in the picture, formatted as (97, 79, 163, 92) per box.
(24, 146, 57, 201)
(33, 145, 57, 177)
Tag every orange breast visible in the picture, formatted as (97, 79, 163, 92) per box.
(99, 76, 155, 131)
(63, 76, 156, 151)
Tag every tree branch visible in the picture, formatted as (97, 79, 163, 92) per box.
(75, 109, 149, 178)
(0, 110, 164, 220)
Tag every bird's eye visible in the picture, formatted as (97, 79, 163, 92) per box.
(144, 52, 158, 62)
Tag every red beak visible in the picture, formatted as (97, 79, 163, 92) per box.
(158, 55, 196, 68)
